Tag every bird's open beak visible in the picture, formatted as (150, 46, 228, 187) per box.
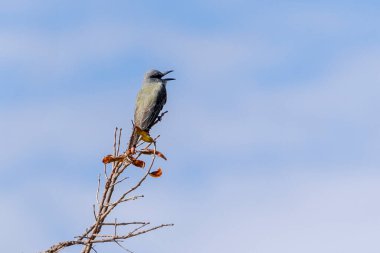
(162, 70, 175, 81)
(162, 70, 174, 76)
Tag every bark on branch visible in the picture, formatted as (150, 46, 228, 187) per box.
(42, 127, 172, 253)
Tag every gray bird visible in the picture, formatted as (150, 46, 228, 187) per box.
(128, 69, 175, 150)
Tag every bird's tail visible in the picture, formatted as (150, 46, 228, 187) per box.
(128, 127, 140, 151)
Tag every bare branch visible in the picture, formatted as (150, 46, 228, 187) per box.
(43, 125, 172, 253)
(112, 176, 129, 186)
(117, 128, 122, 156)
(101, 222, 148, 226)
(114, 240, 134, 253)
(92, 205, 97, 220)
(127, 223, 174, 239)
(91, 246, 98, 253)
(113, 127, 118, 156)
(43, 240, 84, 253)
(103, 164, 109, 180)
(89, 223, 174, 242)
(96, 174, 101, 205)
(114, 218, 117, 236)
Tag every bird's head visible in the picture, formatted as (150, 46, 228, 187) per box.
(145, 69, 175, 82)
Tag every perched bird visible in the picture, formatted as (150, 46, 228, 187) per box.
(128, 69, 175, 150)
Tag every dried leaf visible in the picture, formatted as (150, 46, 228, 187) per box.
(149, 168, 163, 178)
(140, 149, 167, 160)
(132, 159, 145, 168)
(102, 155, 124, 164)
(135, 127, 155, 143)
(102, 155, 114, 164)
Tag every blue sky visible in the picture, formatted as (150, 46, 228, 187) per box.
(1, 0, 380, 252)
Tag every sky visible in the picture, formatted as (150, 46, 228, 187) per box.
(1, 0, 380, 252)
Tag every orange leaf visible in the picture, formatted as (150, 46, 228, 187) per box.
(102, 154, 125, 164)
(102, 155, 114, 164)
(140, 149, 167, 160)
(132, 159, 145, 168)
(149, 168, 163, 178)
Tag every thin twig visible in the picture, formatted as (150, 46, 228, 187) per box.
(114, 218, 117, 236)
(88, 224, 174, 242)
(113, 127, 118, 156)
(112, 176, 129, 187)
(91, 246, 98, 253)
(92, 205, 97, 220)
(128, 223, 150, 236)
(127, 223, 174, 239)
(96, 174, 101, 205)
(117, 128, 122, 156)
(114, 240, 134, 253)
(101, 222, 148, 226)
(43, 125, 172, 253)
(104, 164, 109, 180)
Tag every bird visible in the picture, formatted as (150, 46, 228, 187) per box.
(128, 69, 175, 151)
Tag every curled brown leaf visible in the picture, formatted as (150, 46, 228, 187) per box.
(102, 155, 125, 164)
(140, 149, 167, 160)
(149, 168, 163, 178)
(131, 159, 145, 168)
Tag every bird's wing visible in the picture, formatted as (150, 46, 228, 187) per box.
(134, 84, 167, 131)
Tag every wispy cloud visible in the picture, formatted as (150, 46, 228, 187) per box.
(1, 1, 380, 252)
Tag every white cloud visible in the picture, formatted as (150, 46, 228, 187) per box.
(0, 16, 283, 87)
(0, 24, 138, 78)
(86, 167, 380, 253)
(1, 38, 378, 171)
(0, 0, 46, 13)
(2, 162, 379, 253)
(1, 3, 380, 252)
(0, 178, 94, 253)
(162, 46, 380, 163)
(0, 88, 136, 170)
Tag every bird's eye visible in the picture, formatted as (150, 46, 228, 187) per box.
(150, 74, 161, 78)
